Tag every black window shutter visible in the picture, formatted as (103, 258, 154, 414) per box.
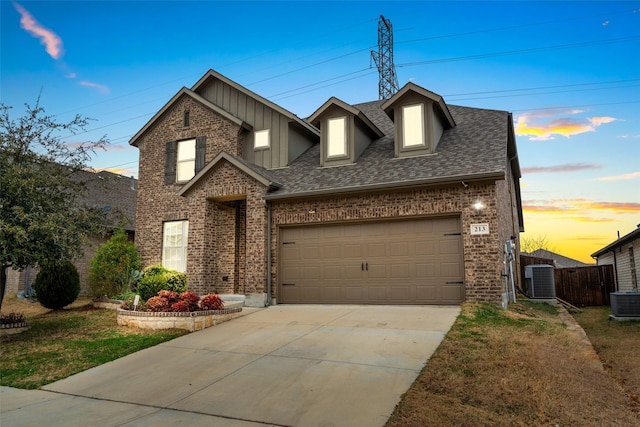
(195, 136, 206, 173)
(165, 141, 177, 184)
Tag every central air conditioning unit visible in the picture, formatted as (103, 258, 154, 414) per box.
(610, 291, 640, 317)
(524, 265, 556, 299)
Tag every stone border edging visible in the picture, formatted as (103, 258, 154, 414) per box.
(116, 307, 243, 332)
(556, 304, 604, 372)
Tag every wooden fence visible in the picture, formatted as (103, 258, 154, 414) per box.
(554, 265, 615, 306)
(519, 255, 615, 306)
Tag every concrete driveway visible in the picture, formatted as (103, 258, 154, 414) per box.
(2, 304, 459, 427)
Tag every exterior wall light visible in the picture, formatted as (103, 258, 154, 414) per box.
(308, 208, 317, 214)
(473, 201, 484, 212)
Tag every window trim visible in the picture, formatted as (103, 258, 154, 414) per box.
(254, 129, 270, 150)
(162, 220, 189, 273)
(326, 116, 348, 158)
(401, 103, 425, 149)
(176, 138, 196, 182)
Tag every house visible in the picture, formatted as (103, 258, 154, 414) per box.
(591, 225, 640, 291)
(524, 249, 591, 268)
(130, 69, 524, 307)
(5, 170, 137, 296)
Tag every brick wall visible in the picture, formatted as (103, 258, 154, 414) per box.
(269, 182, 506, 304)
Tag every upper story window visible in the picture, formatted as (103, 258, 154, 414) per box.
(327, 116, 347, 157)
(254, 129, 270, 149)
(402, 104, 425, 148)
(183, 111, 190, 127)
(176, 139, 196, 182)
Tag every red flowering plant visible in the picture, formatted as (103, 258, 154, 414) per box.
(200, 294, 225, 311)
(157, 290, 179, 304)
(180, 291, 200, 311)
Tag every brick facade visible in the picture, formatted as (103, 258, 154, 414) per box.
(132, 71, 523, 307)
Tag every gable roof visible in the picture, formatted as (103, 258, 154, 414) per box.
(129, 88, 251, 147)
(177, 151, 282, 197)
(307, 97, 384, 138)
(265, 101, 513, 200)
(526, 249, 591, 268)
(191, 69, 319, 138)
(381, 82, 456, 128)
(591, 226, 640, 258)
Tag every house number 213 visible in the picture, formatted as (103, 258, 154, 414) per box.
(470, 223, 489, 235)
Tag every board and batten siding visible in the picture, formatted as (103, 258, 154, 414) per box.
(198, 78, 312, 169)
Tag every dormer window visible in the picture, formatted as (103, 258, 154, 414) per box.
(402, 104, 425, 148)
(176, 139, 196, 182)
(327, 117, 347, 157)
(254, 129, 270, 149)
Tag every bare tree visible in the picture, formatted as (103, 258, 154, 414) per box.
(520, 235, 557, 254)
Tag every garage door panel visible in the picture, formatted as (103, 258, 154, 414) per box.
(280, 217, 463, 305)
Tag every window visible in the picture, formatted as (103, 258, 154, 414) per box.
(254, 129, 270, 149)
(176, 139, 196, 182)
(183, 111, 190, 127)
(163, 220, 188, 272)
(402, 104, 424, 148)
(327, 116, 347, 157)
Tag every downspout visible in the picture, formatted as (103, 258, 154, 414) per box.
(612, 248, 619, 291)
(263, 198, 272, 306)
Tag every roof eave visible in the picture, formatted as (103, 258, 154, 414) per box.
(264, 171, 505, 201)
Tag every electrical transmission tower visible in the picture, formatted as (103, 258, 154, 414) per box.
(371, 15, 399, 100)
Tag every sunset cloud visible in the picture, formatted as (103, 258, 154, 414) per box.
(79, 80, 110, 94)
(523, 198, 640, 216)
(515, 109, 619, 141)
(13, 2, 63, 60)
(522, 163, 601, 174)
(597, 171, 640, 181)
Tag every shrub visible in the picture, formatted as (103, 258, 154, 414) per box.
(158, 290, 179, 304)
(88, 229, 140, 298)
(137, 265, 187, 301)
(170, 300, 190, 312)
(200, 294, 224, 311)
(33, 261, 80, 309)
(146, 296, 169, 312)
(180, 291, 200, 311)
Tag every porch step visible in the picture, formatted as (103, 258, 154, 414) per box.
(220, 294, 245, 309)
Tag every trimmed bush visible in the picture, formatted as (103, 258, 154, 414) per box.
(88, 229, 140, 298)
(180, 291, 200, 311)
(200, 294, 224, 311)
(33, 261, 80, 309)
(137, 265, 187, 301)
(170, 300, 190, 312)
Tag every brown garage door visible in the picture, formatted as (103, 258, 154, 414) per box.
(279, 217, 464, 304)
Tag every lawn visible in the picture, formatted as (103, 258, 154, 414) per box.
(386, 301, 639, 427)
(0, 295, 187, 389)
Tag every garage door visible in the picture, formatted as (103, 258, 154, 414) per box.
(279, 217, 464, 304)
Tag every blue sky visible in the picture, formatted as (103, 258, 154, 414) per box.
(1, 0, 639, 262)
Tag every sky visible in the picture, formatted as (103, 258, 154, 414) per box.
(1, 0, 639, 264)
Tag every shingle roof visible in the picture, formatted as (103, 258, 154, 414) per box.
(265, 101, 510, 199)
(591, 226, 640, 258)
(79, 170, 138, 230)
(526, 249, 592, 268)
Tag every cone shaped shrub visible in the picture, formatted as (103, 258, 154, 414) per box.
(33, 261, 80, 309)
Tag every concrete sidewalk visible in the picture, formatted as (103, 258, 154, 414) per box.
(1, 304, 460, 427)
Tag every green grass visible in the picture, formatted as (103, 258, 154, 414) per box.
(0, 305, 187, 389)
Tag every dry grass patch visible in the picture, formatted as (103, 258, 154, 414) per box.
(386, 301, 639, 427)
(573, 306, 640, 412)
(1, 295, 187, 389)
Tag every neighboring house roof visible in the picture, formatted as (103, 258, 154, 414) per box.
(129, 88, 251, 147)
(265, 101, 513, 200)
(78, 169, 138, 231)
(525, 249, 591, 268)
(177, 151, 282, 197)
(591, 226, 640, 258)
